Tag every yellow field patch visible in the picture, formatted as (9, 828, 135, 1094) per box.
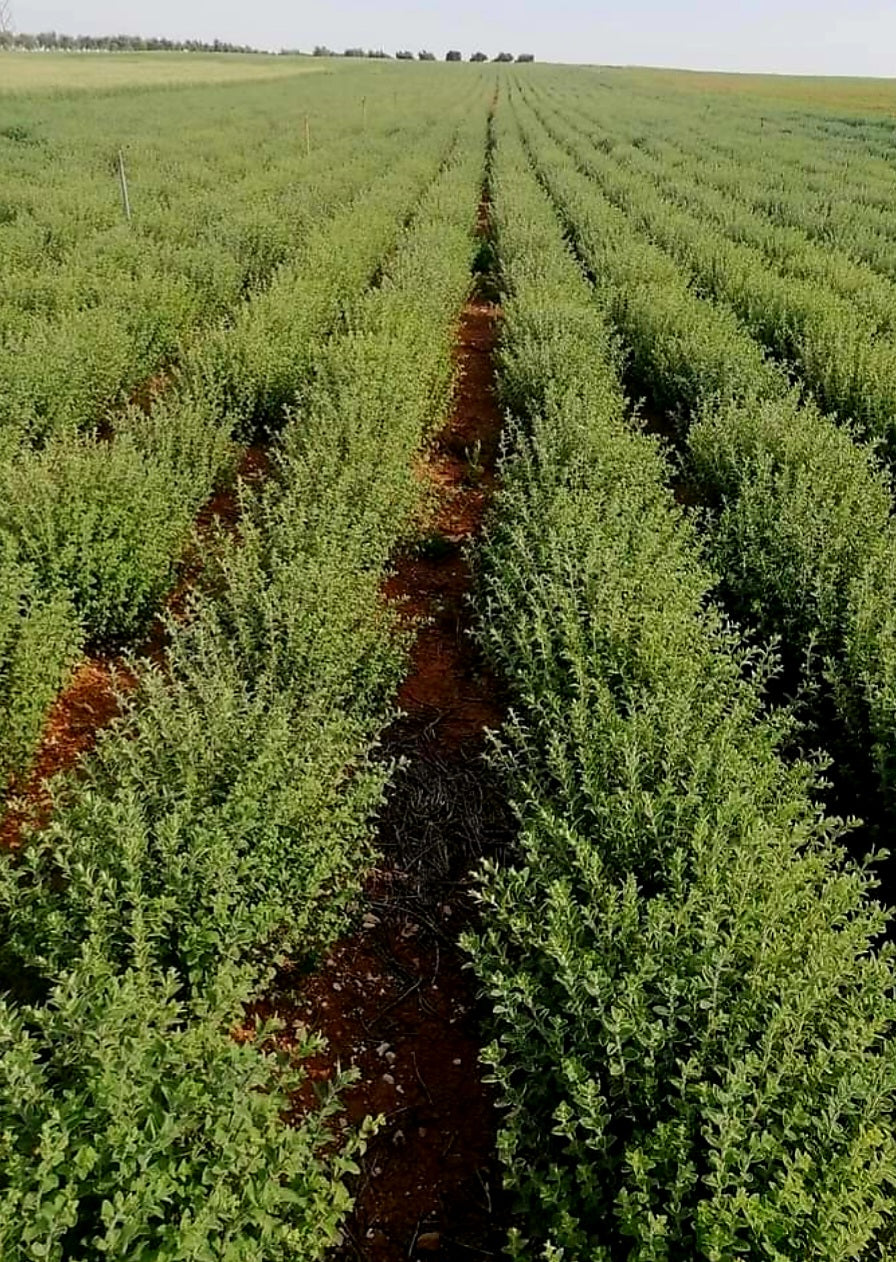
(605, 65, 896, 114)
(0, 51, 324, 94)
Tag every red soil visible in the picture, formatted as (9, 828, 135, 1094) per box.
(0, 442, 270, 848)
(273, 278, 512, 1258)
(0, 658, 135, 849)
(382, 301, 505, 748)
(128, 368, 173, 415)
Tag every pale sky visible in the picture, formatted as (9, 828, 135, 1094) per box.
(12, 0, 896, 77)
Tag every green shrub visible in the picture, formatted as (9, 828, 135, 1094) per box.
(529, 86, 896, 458)
(0, 401, 231, 644)
(0, 966, 362, 1262)
(466, 113, 896, 1261)
(183, 140, 456, 439)
(0, 70, 476, 444)
(518, 91, 896, 827)
(0, 126, 484, 1257)
(689, 394, 890, 666)
(0, 549, 80, 788)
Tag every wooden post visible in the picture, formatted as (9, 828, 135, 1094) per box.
(117, 149, 131, 223)
(304, 115, 311, 156)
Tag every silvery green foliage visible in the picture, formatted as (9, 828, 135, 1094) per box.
(466, 113, 896, 1261)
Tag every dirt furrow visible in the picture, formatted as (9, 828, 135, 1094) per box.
(266, 215, 511, 1262)
(0, 442, 269, 849)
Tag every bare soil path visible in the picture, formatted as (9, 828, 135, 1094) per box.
(266, 209, 513, 1262)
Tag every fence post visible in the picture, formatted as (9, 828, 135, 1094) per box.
(117, 149, 131, 223)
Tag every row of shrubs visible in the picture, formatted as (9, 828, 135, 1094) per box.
(0, 117, 486, 1260)
(532, 76, 896, 337)
(0, 105, 465, 797)
(541, 74, 896, 288)
(525, 82, 896, 461)
(515, 91, 896, 824)
(466, 101, 896, 1262)
(0, 72, 471, 443)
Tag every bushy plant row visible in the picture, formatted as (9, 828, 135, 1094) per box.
(530, 80, 896, 339)
(0, 549, 80, 785)
(0, 121, 486, 1259)
(181, 121, 462, 439)
(467, 107, 896, 1262)
(0, 108, 467, 798)
(0, 70, 476, 443)
(610, 85, 896, 279)
(531, 71, 896, 283)
(515, 95, 896, 815)
(524, 87, 896, 458)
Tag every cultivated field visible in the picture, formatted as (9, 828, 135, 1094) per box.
(1, 55, 895, 1261)
(0, 49, 325, 92)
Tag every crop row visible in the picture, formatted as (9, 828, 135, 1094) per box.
(0, 103, 471, 802)
(619, 90, 896, 260)
(466, 105, 896, 1260)
(529, 78, 896, 332)
(585, 71, 896, 190)
(0, 110, 486, 1259)
(589, 100, 896, 278)
(0, 72, 478, 443)
(555, 74, 896, 216)
(522, 82, 896, 458)
(509, 89, 896, 830)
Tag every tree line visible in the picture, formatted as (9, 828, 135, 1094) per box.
(0, 33, 536, 60)
(0, 32, 265, 52)
(313, 48, 535, 62)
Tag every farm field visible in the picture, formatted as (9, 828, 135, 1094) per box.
(1, 54, 896, 1260)
(0, 50, 326, 92)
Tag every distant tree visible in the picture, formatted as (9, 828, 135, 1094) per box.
(312, 45, 334, 56)
(418, 49, 436, 60)
(494, 51, 514, 62)
(470, 50, 488, 62)
(446, 49, 462, 61)
(13, 30, 260, 52)
(396, 49, 414, 59)
(516, 52, 535, 62)
(367, 48, 390, 58)
(344, 47, 365, 57)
